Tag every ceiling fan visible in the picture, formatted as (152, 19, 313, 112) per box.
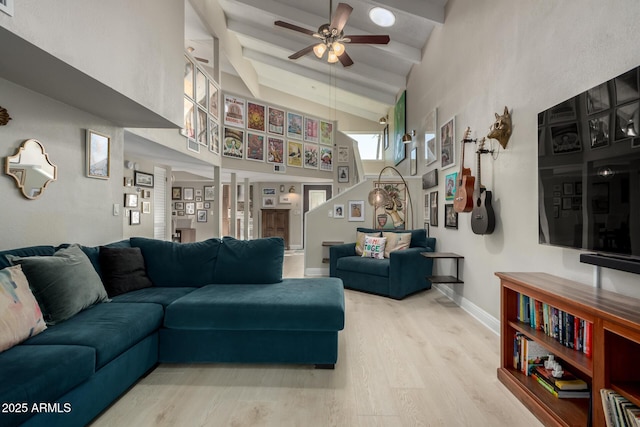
(274, 1, 390, 67)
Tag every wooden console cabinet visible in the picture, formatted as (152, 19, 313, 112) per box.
(496, 272, 640, 427)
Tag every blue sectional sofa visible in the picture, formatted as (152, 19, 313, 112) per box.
(329, 228, 435, 299)
(0, 236, 345, 427)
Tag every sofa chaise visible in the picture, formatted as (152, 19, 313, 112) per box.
(329, 228, 435, 299)
(0, 236, 345, 427)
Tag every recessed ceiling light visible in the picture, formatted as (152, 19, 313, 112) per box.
(369, 7, 395, 27)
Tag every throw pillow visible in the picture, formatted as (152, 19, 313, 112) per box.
(355, 231, 381, 256)
(383, 232, 412, 258)
(0, 265, 47, 353)
(99, 247, 153, 297)
(213, 236, 284, 284)
(7, 244, 109, 325)
(361, 235, 386, 259)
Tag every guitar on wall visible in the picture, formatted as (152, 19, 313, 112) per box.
(453, 127, 475, 213)
(471, 138, 496, 235)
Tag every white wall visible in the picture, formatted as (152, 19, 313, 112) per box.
(0, 78, 123, 249)
(406, 0, 640, 320)
(0, 0, 184, 124)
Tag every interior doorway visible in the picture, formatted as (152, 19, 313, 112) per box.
(302, 184, 332, 248)
(261, 209, 290, 249)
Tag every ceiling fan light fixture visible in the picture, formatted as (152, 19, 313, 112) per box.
(332, 42, 345, 56)
(369, 7, 395, 27)
(327, 49, 339, 64)
(313, 43, 327, 59)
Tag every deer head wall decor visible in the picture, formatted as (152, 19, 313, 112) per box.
(487, 106, 512, 149)
(0, 106, 11, 126)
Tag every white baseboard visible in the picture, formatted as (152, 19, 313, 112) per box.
(434, 283, 500, 336)
(305, 267, 328, 277)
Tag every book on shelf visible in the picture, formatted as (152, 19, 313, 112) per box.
(513, 333, 549, 376)
(516, 292, 593, 358)
(533, 366, 588, 390)
(531, 371, 590, 398)
(601, 388, 640, 427)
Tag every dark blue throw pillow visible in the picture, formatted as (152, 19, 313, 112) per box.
(130, 237, 221, 287)
(213, 237, 284, 284)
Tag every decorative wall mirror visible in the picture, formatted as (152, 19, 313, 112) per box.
(5, 139, 58, 199)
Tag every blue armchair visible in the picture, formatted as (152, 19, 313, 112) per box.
(329, 228, 435, 299)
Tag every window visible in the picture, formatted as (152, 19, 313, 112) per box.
(345, 133, 382, 160)
(0, 0, 14, 16)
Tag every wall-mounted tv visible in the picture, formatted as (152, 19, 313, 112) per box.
(538, 65, 640, 267)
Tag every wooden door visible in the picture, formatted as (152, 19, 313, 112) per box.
(262, 209, 289, 249)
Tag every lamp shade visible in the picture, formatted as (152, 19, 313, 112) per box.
(327, 49, 339, 63)
(313, 43, 327, 59)
(402, 133, 412, 143)
(368, 187, 392, 207)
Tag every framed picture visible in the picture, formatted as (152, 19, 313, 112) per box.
(287, 112, 303, 140)
(424, 108, 437, 165)
(174, 202, 184, 210)
(320, 121, 333, 145)
(373, 182, 407, 230)
(124, 193, 138, 208)
(197, 107, 208, 146)
(440, 117, 455, 170)
(614, 68, 639, 105)
(185, 202, 195, 215)
(263, 188, 276, 195)
(337, 166, 349, 183)
(124, 178, 133, 187)
(183, 187, 194, 200)
(86, 129, 111, 179)
(279, 195, 291, 204)
(177, 211, 185, 216)
(182, 96, 196, 139)
(223, 95, 246, 128)
(445, 172, 458, 201)
(304, 143, 318, 169)
(130, 210, 141, 226)
(422, 169, 438, 189)
(444, 204, 458, 229)
(586, 82, 610, 115)
(184, 56, 194, 99)
(246, 132, 265, 162)
(197, 210, 207, 222)
(410, 147, 417, 176)
(319, 146, 333, 171)
(348, 200, 365, 222)
(614, 102, 640, 141)
(337, 146, 349, 163)
(204, 186, 215, 201)
(187, 138, 200, 153)
(195, 69, 207, 109)
(172, 187, 182, 200)
(142, 190, 151, 199)
(223, 127, 245, 159)
(196, 197, 202, 202)
(394, 91, 407, 165)
(209, 81, 219, 119)
(430, 191, 438, 227)
(549, 98, 577, 123)
(424, 193, 429, 221)
(267, 137, 284, 164)
(204, 202, 211, 209)
(142, 201, 151, 214)
(247, 101, 266, 132)
(134, 171, 154, 188)
(262, 196, 276, 208)
(334, 204, 345, 219)
(288, 141, 303, 168)
(304, 117, 319, 143)
(563, 182, 574, 195)
(268, 106, 285, 135)
(562, 197, 572, 210)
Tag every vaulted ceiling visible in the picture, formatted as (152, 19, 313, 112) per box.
(186, 0, 447, 122)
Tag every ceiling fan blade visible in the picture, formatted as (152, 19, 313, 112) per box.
(344, 35, 390, 44)
(330, 3, 353, 34)
(288, 44, 316, 60)
(275, 20, 317, 37)
(338, 50, 354, 67)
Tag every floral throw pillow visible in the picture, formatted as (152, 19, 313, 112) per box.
(361, 235, 386, 260)
(383, 232, 412, 258)
(0, 265, 46, 353)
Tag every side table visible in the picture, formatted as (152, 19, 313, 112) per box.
(420, 252, 464, 284)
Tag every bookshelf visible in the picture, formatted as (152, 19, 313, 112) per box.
(496, 272, 640, 427)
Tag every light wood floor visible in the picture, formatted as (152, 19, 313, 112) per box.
(92, 253, 541, 427)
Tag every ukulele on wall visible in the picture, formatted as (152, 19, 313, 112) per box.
(471, 138, 496, 235)
(453, 127, 475, 213)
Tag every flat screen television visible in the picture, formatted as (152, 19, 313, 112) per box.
(538, 65, 640, 268)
